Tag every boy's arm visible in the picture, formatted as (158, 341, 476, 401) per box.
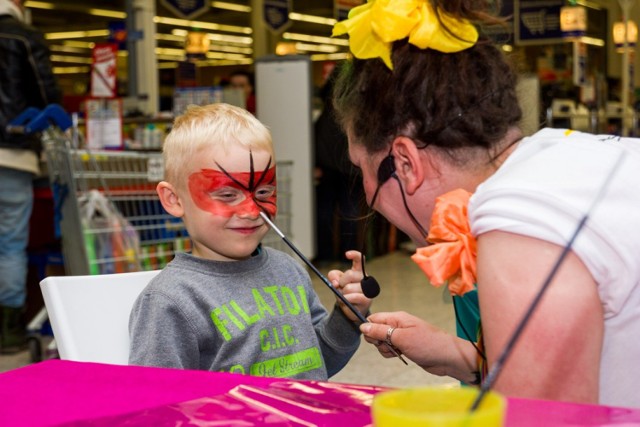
(128, 291, 200, 369)
(306, 285, 362, 378)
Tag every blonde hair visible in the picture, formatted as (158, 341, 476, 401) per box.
(163, 103, 272, 185)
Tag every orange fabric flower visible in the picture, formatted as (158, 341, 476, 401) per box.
(411, 189, 476, 296)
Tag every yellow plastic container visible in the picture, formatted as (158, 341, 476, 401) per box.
(372, 386, 506, 427)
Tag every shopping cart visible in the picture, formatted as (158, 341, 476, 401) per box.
(42, 133, 294, 276)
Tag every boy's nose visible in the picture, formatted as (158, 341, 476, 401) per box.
(236, 199, 261, 218)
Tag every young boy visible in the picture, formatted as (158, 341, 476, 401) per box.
(129, 103, 371, 380)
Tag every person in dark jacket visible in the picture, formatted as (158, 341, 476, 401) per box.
(313, 64, 364, 264)
(0, 0, 61, 353)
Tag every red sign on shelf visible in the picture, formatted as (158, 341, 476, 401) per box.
(90, 43, 118, 98)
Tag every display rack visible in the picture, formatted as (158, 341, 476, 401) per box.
(42, 133, 293, 276)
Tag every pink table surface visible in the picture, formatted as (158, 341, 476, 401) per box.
(1, 360, 639, 426)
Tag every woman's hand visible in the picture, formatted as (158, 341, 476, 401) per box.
(327, 250, 372, 323)
(360, 311, 479, 384)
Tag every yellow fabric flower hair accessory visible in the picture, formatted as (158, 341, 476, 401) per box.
(332, 0, 478, 69)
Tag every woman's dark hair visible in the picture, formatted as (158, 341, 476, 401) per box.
(333, 0, 521, 156)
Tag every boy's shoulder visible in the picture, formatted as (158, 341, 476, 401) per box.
(262, 246, 305, 271)
(262, 245, 287, 260)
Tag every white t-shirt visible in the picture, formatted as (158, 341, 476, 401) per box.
(469, 127, 640, 408)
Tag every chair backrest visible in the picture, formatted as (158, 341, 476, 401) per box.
(40, 270, 161, 365)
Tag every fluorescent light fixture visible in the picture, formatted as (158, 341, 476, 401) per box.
(25, 2, 125, 18)
(50, 45, 91, 54)
(61, 40, 95, 49)
(45, 30, 110, 40)
(161, 29, 253, 50)
(211, 1, 251, 13)
(53, 66, 91, 74)
(155, 16, 252, 35)
(195, 58, 253, 66)
(580, 36, 605, 47)
(209, 44, 253, 54)
(50, 55, 93, 64)
(156, 33, 186, 43)
(310, 52, 351, 61)
(283, 32, 349, 46)
(23, 1, 54, 10)
(157, 54, 184, 61)
(207, 33, 252, 45)
(289, 12, 336, 26)
(173, 29, 252, 45)
(205, 52, 248, 60)
(87, 8, 126, 19)
(156, 47, 187, 56)
(294, 43, 339, 53)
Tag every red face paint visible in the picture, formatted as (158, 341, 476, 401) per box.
(188, 166, 277, 218)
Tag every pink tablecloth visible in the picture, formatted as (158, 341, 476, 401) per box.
(1, 360, 639, 426)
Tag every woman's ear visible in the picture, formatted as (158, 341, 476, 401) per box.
(391, 137, 425, 195)
(157, 181, 184, 218)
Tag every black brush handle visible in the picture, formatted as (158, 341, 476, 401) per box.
(260, 212, 407, 365)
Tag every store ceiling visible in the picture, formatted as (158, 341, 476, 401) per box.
(26, 0, 346, 73)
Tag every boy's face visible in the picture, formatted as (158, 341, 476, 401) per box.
(181, 145, 276, 261)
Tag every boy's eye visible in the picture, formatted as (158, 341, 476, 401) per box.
(255, 186, 276, 201)
(211, 188, 242, 202)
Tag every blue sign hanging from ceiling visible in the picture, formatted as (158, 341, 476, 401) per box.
(264, 0, 291, 33)
(160, 0, 210, 20)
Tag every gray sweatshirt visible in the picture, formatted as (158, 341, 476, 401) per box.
(128, 248, 361, 380)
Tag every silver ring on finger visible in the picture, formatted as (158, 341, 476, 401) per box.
(385, 327, 396, 348)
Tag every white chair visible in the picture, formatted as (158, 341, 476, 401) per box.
(40, 270, 161, 365)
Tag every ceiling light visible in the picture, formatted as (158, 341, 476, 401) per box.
(283, 32, 349, 46)
(211, 1, 251, 13)
(23, 1, 54, 10)
(156, 33, 186, 43)
(209, 44, 253, 54)
(289, 13, 336, 26)
(50, 45, 91, 54)
(156, 47, 187, 56)
(172, 29, 252, 46)
(62, 40, 95, 49)
(293, 43, 339, 53)
(87, 8, 126, 19)
(53, 66, 91, 74)
(50, 55, 93, 64)
(580, 36, 605, 47)
(45, 30, 110, 40)
(310, 53, 351, 61)
(195, 58, 253, 66)
(205, 52, 248, 60)
(155, 16, 252, 34)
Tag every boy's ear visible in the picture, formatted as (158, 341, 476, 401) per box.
(157, 181, 184, 218)
(391, 136, 425, 195)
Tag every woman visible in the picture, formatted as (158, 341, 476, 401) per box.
(327, 0, 640, 408)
